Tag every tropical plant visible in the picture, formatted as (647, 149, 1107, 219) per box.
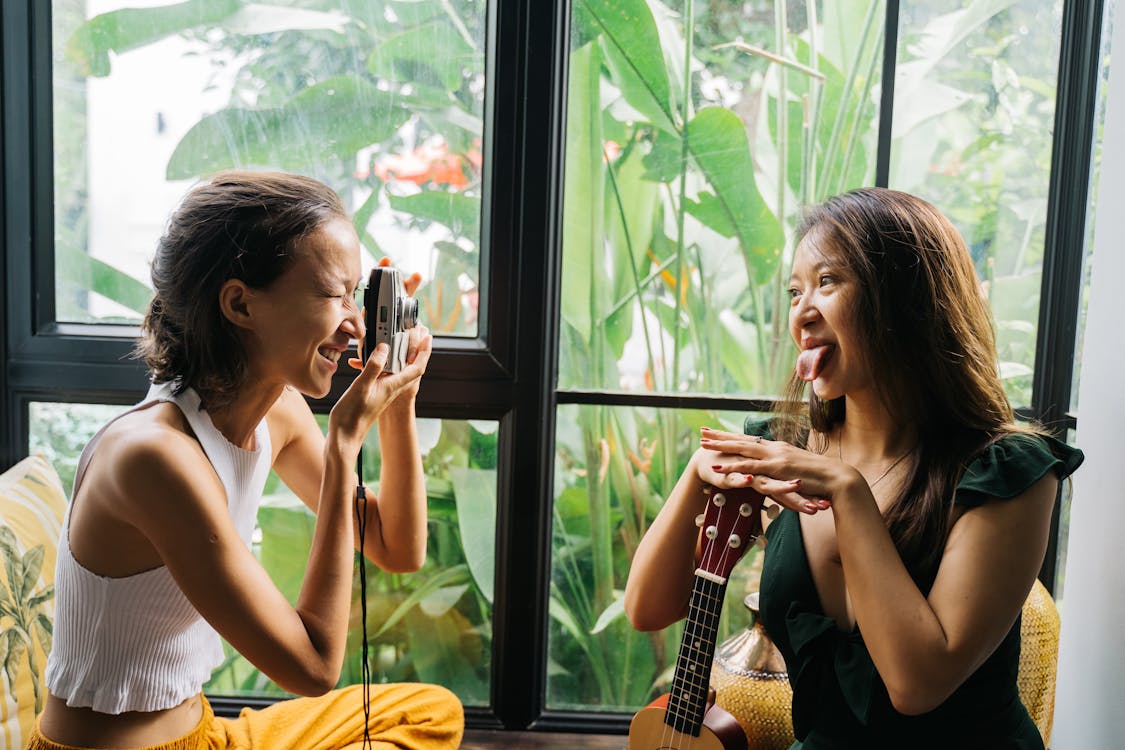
(548, 0, 1060, 712)
(549, 0, 883, 710)
(0, 526, 55, 715)
(56, 0, 486, 335)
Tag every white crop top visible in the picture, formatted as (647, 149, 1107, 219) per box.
(44, 381, 272, 714)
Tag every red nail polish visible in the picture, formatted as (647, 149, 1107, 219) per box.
(712, 465, 723, 471)
(743, 475, 754, 484)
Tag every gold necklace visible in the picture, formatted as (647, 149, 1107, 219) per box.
(837, 433, 912, 489)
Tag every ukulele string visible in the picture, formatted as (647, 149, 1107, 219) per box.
(676, 496, 735, 749)
(669, 492, 755, 749)
(665, 579, 705, 749)
(672, 576, 719, 750)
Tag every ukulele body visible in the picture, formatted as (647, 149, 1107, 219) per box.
(628, 693, 748, 750)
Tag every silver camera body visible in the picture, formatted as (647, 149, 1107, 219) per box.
(363, 267, 419, 373)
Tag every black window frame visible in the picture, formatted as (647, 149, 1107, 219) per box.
(0, 0, 1101, 734)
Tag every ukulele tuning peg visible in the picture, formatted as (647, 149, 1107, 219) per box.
(705, 525, 718, 540)
(755, 535, 768, 550)
(766, 503, 781, 520)
(739, 503, 754, 516)
(695, 513, 705, 528)
(712, 492, 727, 507)
(702, 485, 713, 495)
(728, 534, 742, 548)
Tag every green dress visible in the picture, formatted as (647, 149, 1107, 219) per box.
(748, 419, 1084, 750)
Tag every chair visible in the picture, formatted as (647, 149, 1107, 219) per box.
(1018, 577, 1060, 747)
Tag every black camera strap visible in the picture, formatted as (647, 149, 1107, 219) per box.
(354, 451, 374, 750)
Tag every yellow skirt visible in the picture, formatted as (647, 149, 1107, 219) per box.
(26, 684, 463, 750)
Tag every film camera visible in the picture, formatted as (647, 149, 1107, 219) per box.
(362, 266, 419, 373)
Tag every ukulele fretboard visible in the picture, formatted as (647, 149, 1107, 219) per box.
(664, 571, 727, 736)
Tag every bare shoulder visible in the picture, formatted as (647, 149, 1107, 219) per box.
(934, 472, 1058, 608)
(101, 401, 200, 459)
(93, 403, 221, 510)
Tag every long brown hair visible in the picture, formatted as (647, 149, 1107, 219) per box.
(135, 170, 347, 409)
(773, 187, 1031, 585)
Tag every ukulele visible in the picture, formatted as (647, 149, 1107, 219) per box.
(628, 485, 767, 750)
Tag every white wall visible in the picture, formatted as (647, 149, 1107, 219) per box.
(1051, 5, 1125, 746)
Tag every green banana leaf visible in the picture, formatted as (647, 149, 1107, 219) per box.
(685, 107, 784, 285)
(386, 191, 480, 239)
(66, 0, 241, 77)
(450, 467, 496, 604)
(368, 21, 475, 91)
(582, 0, 675, 133)
(167, 76, 410, 179)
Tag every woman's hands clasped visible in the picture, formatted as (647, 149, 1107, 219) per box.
(697, 427, 863, 515)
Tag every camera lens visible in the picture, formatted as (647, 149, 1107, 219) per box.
(399, 297, 419, 329)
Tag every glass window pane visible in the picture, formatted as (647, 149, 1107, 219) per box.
(888, 1, 1064, 409)
(558, 1, 883, 396)
(52, 0, 487, 337)
(547, 403, 767, 712)
(29, 402, 496, 705)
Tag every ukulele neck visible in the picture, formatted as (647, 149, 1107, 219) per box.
(664, 568, 728, 736)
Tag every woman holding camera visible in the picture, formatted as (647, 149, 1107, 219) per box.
(625, 188, 1082, 748)
(31, 171, 463, 749)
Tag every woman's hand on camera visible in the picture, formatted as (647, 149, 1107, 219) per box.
(329, 327, 432, 453)
(698, 427, 858, 515)
(386, 324, 432, 408)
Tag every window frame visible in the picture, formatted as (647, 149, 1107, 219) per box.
(0, 0, 1102, 734)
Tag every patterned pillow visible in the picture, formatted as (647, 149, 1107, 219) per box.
(0, 455, 67, 750)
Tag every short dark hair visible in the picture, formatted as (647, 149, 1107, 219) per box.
(136, 170, 347, 408)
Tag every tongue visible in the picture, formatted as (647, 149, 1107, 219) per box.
(796, 345, 832, 382)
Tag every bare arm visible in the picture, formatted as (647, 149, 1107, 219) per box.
(624, 449, 709, 631)
(271, 328, 433, 572)
(366, 390, 428, 572)
(625, 439, 821, 632)
(697, 428, 1057, 715)
(113, 430, 356, 696)
(832, 471, 1055, 714)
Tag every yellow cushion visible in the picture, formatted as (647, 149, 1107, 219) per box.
(0, 455, 67, 750)
(1018, 578, 1059, 747)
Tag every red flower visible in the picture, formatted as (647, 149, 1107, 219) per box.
(374, 140, 470, 188)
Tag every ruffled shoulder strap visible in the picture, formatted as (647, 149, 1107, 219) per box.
(955, 432, 1084, 508)
(743, 416, 773, 439)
